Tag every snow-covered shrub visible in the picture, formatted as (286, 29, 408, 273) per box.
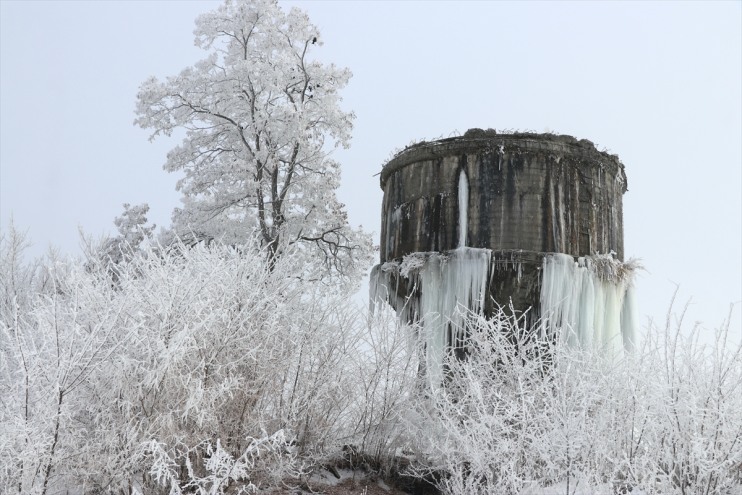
(348, 306, 419, 468)
(84, 239, 375, 493)
(4, 224, 737, 494)
(403, 304, 742, 495)
(1, 231, 407, 494)
(0, 229, 132, 494)
(143, 431, 297, 495)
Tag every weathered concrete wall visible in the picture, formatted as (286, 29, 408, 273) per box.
(380, 130, 627, 263)
(374, 130, 635, 372)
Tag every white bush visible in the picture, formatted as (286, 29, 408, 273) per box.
(0, 232, 415, 494)
(403, 305, 742, 495)
(2, 227, 738, 494)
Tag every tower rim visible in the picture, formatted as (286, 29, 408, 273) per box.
(381, 129, 626, 191)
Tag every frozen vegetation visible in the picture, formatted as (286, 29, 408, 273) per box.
(1, 227, 741, 494)
(1, 1, 739, 493)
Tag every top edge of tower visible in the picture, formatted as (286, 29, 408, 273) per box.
(381, 128, 625, 189)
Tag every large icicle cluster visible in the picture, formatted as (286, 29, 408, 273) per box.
(418, 248, 491, 387)
(370, 249, 640, 387)
(370, 248, 492, 387)
(540, 253, 640, 355)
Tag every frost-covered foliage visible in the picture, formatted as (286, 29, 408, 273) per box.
(107, 203, 156, 256)
(94, 203, 156, 280)
(0, 228, 415, 495)
(0, 228, 134, 494)
(402, 306, 742, 495)
(135, 0, 371, 285)
(1, 225, 740, 494)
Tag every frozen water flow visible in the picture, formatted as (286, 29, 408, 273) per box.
(540, 253, 639, 356)
(370, 249, 639, 388)
(371, 248, 492, 388)
(418, 247, 490, 386)
(458, 169, 469, 248)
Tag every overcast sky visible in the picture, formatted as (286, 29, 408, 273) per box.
(1, 0, 740, 336)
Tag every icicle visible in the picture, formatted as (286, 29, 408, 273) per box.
(369, 260, 409, 319)
(458, 169, 469, 248)
(403, 247, 491, 389)
(576, 257, 595, 348)
(420, 254, 446, 388)
(369, 264, 382, 315)
(598, 280, 625, 358)
(539, 253, 639, 356)
(369, 263, 396, 315)
(620, 283, 639, 352)
(373, 247, 639, 388)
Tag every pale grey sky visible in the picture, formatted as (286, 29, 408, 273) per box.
(1, 0, 740, 335)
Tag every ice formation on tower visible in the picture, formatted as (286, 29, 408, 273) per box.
(540, 253, 640, 355)
(370, 250, 640, 387)
(371, 248, 491, 386)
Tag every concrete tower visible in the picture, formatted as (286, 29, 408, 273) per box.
(371, 129, 639, 385)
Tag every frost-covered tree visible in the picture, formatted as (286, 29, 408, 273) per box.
(98, 203, 155, 265)
(86, 203, 156, 285)
(135, 0, 371, 282)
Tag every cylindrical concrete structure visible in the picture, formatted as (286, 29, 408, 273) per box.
(376, 129, 628, 316)
(380, 130, 627, 263)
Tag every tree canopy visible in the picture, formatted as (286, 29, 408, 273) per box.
(135, 0, 370, 283)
